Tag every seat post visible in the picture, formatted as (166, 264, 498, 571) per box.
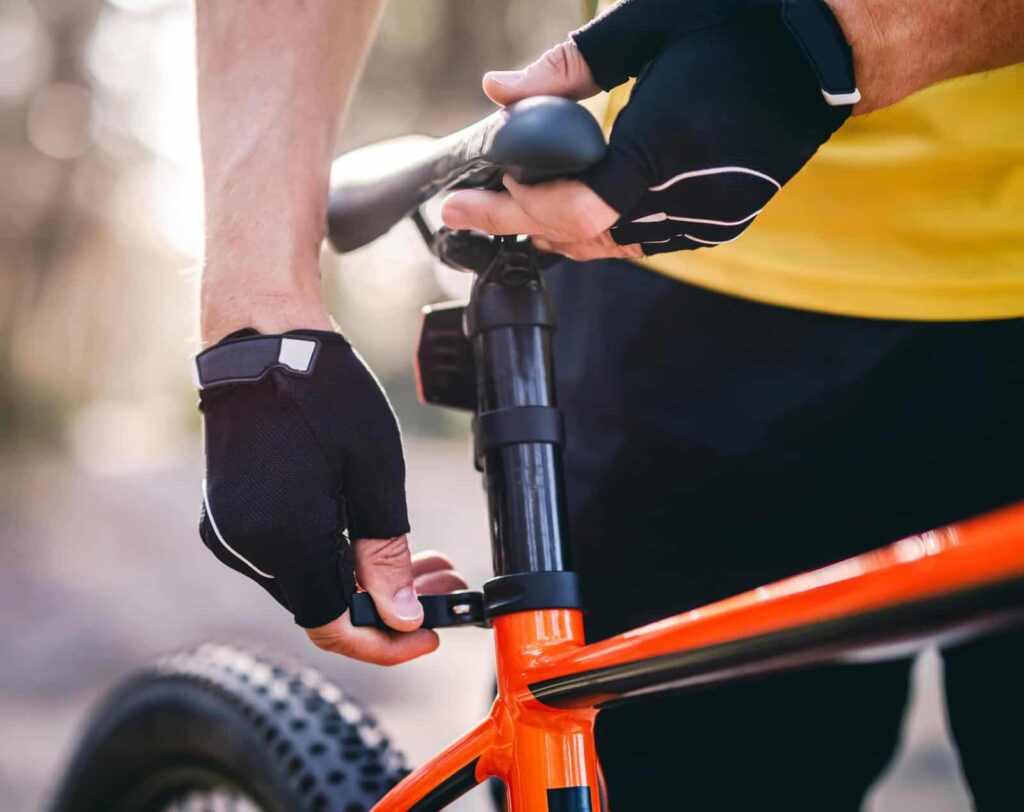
(467, 237, 572, 578)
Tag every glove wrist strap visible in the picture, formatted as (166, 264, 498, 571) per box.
(782, 0, 861, 107)
(192, 334, 321, 390)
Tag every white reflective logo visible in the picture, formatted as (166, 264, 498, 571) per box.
(278, 338, 316, 373)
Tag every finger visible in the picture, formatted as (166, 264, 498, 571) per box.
(441, 189, 544, 237)
(353, 535, 424, 633)
(411, 550, 456, 578)
(443, 181, 617, 242)
(305, 613, 439, 667)
(533, 241, 644, 261)
(503, 176, 619, 241)
(533, 234, 644, 262)
(483, 40, 599, 106)
(414, 570, 470, 596)
(336, 361, 410, 544)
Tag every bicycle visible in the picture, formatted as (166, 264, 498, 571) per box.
(52, 96, 1024, 812)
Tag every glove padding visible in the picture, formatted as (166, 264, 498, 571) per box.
(572, 0, 853, 254)
(198, 329, 408, 628)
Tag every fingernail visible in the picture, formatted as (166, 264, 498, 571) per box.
(393, 587, 423, 621)
(486, 70, 522, 88)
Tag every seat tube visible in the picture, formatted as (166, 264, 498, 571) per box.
(486, 610, 601, 812)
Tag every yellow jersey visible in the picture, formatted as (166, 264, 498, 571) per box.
(600, 64, 1024, 321)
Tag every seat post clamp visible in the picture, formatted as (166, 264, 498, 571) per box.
(472, 405, 565, 464)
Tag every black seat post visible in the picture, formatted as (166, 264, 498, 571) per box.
(351, 236, 582, 632)
(467, 237, 571, 578)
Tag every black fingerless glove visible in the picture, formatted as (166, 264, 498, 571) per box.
(572, 0, 858, 253)
(196, 329, 408, 628)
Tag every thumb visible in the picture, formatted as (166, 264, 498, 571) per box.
(352, 535, 424, 633)
(483, 40, 600, 106)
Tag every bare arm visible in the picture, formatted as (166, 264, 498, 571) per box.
(826, 0, 1024, 113)
(197, 1, 384, 346)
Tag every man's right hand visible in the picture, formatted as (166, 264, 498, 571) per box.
(197, 327, 459, 665)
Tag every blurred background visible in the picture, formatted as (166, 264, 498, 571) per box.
(0, 1, 975, 809)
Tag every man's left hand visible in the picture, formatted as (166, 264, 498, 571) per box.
(442, 1, 856, 260)
(441, 41, 637, 262)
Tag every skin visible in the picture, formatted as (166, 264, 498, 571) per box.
(305, 548, 468, 666)
(197, 0, 1022, 664)
(441, 0, 1024, 259)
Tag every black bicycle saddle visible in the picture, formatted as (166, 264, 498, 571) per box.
(326, 96, 607, 253)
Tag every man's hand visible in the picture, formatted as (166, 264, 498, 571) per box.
(305, 548, 467, 666)
(197, 328, 452, 666)
(445, 0, 1024, 263)
(443, 1, 858, 260)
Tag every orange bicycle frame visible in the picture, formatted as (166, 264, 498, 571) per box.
(375, 501, 1024, 811)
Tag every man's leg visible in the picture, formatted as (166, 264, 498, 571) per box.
(937, 318, 1024, 808)
(944, 628, 1024, 809)
(547, 259, 1024, 809)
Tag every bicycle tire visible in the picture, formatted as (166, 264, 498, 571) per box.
(51, 643, 409, 812)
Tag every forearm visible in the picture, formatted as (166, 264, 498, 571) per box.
(826, 0, 1024, 113)
(197, 1, 384, 345)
